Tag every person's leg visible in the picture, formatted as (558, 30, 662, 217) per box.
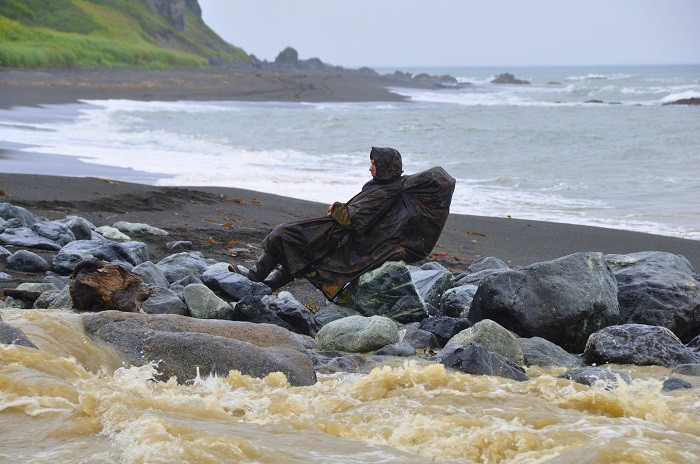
(229, 252, 277, 282)
(263, 266, 294, 291)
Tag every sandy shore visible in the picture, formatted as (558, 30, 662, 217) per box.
(1, 173, 698, 307)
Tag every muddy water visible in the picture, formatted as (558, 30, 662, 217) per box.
(1, 308, 699, 463)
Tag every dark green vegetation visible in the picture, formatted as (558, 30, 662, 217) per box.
(0, 0, 247, 68)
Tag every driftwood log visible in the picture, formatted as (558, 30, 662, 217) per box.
(3, 289, 42, 304)
(70, 258, 152, 312)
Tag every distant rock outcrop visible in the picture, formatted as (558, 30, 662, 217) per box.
(491, 73, 530, 85)
(663, 97, 700, 106)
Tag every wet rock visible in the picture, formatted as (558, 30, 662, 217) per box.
(71, 258, 152, 313)
(560, 367, 631, 388)
(33, 285, 72, 310)
(446, 319, 524, 365)
(469, 257, 509, 273)
(0, 245, 11, 255)
(0, 222, 75, 250)
(122, 241, 149, 265)
(518, 337, 584, 368)
(113, 221, 168, 236)
(420, 262, 448, 271)
(201, 269, 270, 301)
(454, 268, 509, 286)
(141, 287, 187, 316)
(43, 275, 67, 290)
(82, 311, 316, 386)
(409, 267, 453, 308)
(346, 261, 426, 323)
(156, 251, 209, 283)
(313, 303, 361, 327)
(401, 325, 440, 350)
(166, 240, 193, 251)
(56, 216, 94, 240)
(440, 284, 478, 318)
(374, 341, 416, 356)
(437, 342, 528, 381)
(0, 272, 11, 280)
(662, 376, 693, 391)
(0, 203, 38, 226)
(469, 252, 619, 353)
(585, 324, 698, 367)
(133, 261, 170, 288)
(233, 294, 318, 336)
(310, 351, 379, 375)
(17, 282, 57, 293)
(32, 290, 59, 309)
(183, 283, 233, 320)
(671, 364, 700, 376)
(605, 251, 700, 342)
(53, 240, 143, 275)
(316, 315, 399, 352)
(491, 73, 530, 85)
(419, 316, 471, 346)
(0, 322, 37, 348)
(6, 250, 50, 273)
(95, 226, 131, 241)
(688, 334, 700, 351)
(663, 97, 700, 106)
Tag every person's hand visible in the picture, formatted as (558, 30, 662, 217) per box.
(327, 204, 333, 216)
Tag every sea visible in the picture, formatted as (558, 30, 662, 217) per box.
(0, 65, 699, 239)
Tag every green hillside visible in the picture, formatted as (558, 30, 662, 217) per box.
(0, 0, 247, 68)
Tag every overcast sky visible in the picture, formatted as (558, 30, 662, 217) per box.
(199, 0, 700, 67)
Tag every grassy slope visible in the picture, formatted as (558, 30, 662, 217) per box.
(0, 0, 247, 68)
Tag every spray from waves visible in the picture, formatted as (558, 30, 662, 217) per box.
(659, 90, 700, 104)
(565, 73, 633, 81)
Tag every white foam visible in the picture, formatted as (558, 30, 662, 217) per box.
(659, 90, 700, 104)
(565, 73, 633, 81)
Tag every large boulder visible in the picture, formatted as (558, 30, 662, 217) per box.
(401, 325, 440, 350)
(6, 250, 50, 273)
(585, 324, 698, 367)
(469, 257, 510, 273)
(313, 303, 361, 327)
(419, 316, 471, 346)
(491, 73, 531, 85)
(53, 239, 143, 275)
(409, 267, 453, 308)
(0, 222, 75, 250)
(436, 343, 528, 381)
(82, 311, 316, 386)
(233, 294, 318, 336)
(70, 258, 152, 312)
(469, 252, 619, 353)
(446, 319, 524, 365)
(440, 284, 478, 318)
(141, 287, 187, 316)
(201, 269, 270, 301)
(346, 261, 426, 323)
(33, 285, 73, 310)
(0, 203, 38, 226)
(605, 252, 700, 342)
(671, 364, 700, 376)
(560, 367, 631, 389)
(316, 315, 399, 352)
(133, 261, 170, 288)
(183, 283, 233, 320)
(374, 341, 416, 357)
(0, 321, 37, 348)
(518, 337, 584, 368)
(56, 216, 94, 240)
(156, 251, 209, 283)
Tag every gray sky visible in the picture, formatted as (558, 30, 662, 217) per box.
(199, 0, 700, 67)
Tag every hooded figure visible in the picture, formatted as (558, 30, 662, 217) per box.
(233, 147, 455, 301)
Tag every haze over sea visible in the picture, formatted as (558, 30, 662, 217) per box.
(1, 64, 698, 239)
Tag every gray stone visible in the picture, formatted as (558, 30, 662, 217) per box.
(606, 251, 700, 343)
(166, 240, 193, 251)
(662, 376, 693, 391)
(469, 252, 620, 353)
(0, 221, 75, 250)
(310, 351, 381, 375)
(122, 241, 149, 265)
(316, 315, 399, 352)
(468, 257, 509, 273)
(56, 216, 94, 240)
(0, 272, 11, 280)
(156, 251, 209, 283)
(33, 285, 72, 310)
(585, 324, 698, 367)
(0, 322, 37, 348)
(112, 260, 134, 271)
(42, 275, 67, 290)
(6, 250, 50, 273)
(560, 367, 631, 389)
(207, 262, 232, 272)
(410, 268, 453, 308)
(401, 325, 440, 350)
(233, 295, 318, 336)
(446, 319, 524, 365)
(53, 240, 142, 275)
(671, 364, 700, 376)
(141, 287, 188, 315)
(518, 337, 585, 368)
(420, 262, 448, 271)
(455, 268, 509, 286)
(419, 316, 471, 346)
(292, 333, 317, 350)
(17, 282, 57, 293)
(437, 342, 528, 381)
(113, 221, 168, 236)
(346, 261, 426, 323)
(440, 284, 478, 318)
(0, 245, 10, 255)
(374, 341, 416, 356)
(32, 290, 60, 309)
(95, 226, 131, 241)
(313, 303, 361, 327)
(0, 203, 38, 227)
(184, 283, 233, 320)
(201, 269, 270, 301)
(82, 311, 316, 386)
(133, 261, 170, 288)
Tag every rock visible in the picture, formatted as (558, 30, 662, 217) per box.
(207, 262, 232, 272)
(662, 97, 700, 106)
(446, 319, 524, 365)
(491, 73, 530, 85)
(440, 284, 478, 318)
(605, 251, 700, 342)
(0, 221, 75, 250)
(518, 337, 584, 368)
(95, 226, 131, 241)
(560, 367, 631, 389)
(141, 287, 187, 315)
(6, 250, 50, 273)
(33, 285, 72, 310)
(671, 364, 700, 376)
(346, 261, 426, 323)
(165, 240, 193, 251)
(0, 203, 38, 226)
(292, 333, 316, 350)
(0, 245, 10, 255)
(56, 216, 94, 240)
(113, 221, 168, 236)
(469, 252, 620, 353)
(82, 311, 316, 386)
(32, 290, 59, 309)
(468, 257, 509, 273)
(122, 241, 149, 265)
(316, 315, 399, 353)
(133, 261, 170, 288)
(313, 303, 361, 327)
(53, 240, 143, 275)
(585, 100, 605, 104)
(70, 258, 152, 313)
(420, 262, 448, 271)
(310, 351, 379, 375)
(17, 282, 57, 293)
(275, 46, 299, 65)
(0, 272, 11, 280)
(201, 269, 270, 301)
(156, 251, 209, 283)
(232, 295, 318, 336)
(419, 316, 471, 346)
(662, 377, 693, 391)
(184, 283, 233, 319)
(688, 334, 700, 351)
(0, 322, 37, 348)
(401, 325, 440, 350)
(374, 341, 416, 356)
(43, 275, 66, 290)
(585, 324, 697, 367)
(437, 343, 528, 381)
(409, 268, 453, 308)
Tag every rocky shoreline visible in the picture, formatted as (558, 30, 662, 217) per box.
(1, 199, 698, 391)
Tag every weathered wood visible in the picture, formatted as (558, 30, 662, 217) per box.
(70, 258, 152, 312)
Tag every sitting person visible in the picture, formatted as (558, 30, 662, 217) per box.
(231, 147, 455, 301)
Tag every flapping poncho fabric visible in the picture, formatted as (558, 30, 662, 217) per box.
(262, 147, 456, 300)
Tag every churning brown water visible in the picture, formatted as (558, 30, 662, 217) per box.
(1, 308, 699, 463)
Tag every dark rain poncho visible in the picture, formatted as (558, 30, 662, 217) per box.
(262, 147, 456, 300)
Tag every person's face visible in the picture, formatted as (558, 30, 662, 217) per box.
(369, 159, 377, 177)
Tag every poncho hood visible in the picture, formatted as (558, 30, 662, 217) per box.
(370, 147, 403, 181)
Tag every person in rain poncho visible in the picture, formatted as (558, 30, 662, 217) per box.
(232, 147, 455, 301)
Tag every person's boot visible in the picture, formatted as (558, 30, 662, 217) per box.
(262, 266, 294, 291)
(229, 253, 277, 282)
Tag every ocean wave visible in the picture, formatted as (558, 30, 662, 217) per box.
(659, 90, 700, 104)
(565, 73, 633, 82)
